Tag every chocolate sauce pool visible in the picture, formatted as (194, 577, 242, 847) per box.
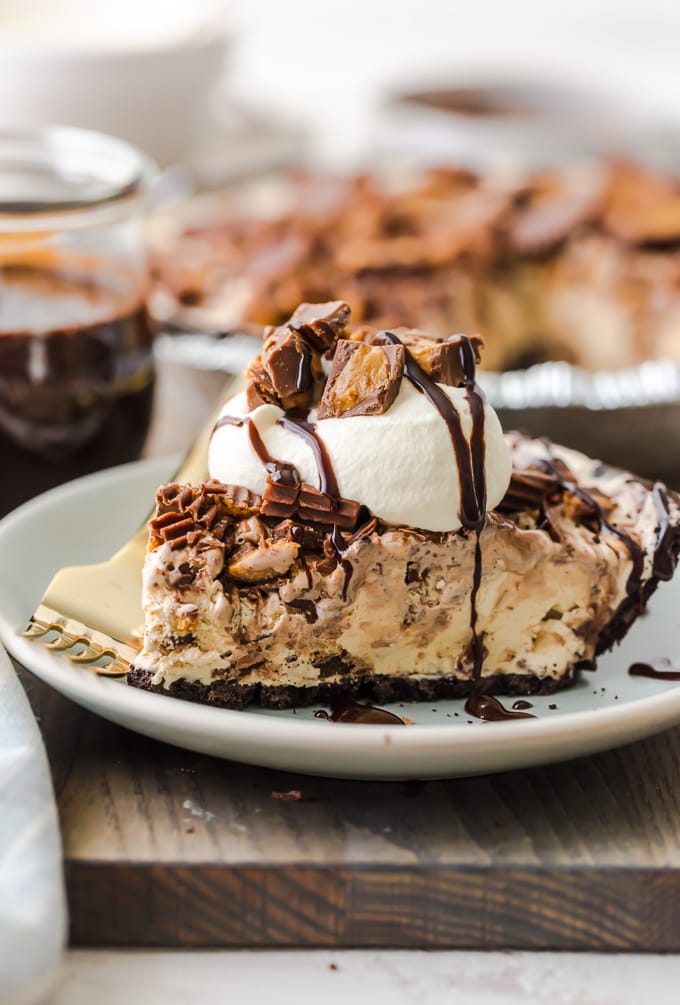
(0, 264, 154, 515)
(315, 697, 405, 724)
(464, 693, 535, 721)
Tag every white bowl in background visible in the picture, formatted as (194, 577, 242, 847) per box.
(0, 0, 230, 166)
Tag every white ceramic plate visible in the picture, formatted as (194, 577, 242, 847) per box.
(2, 457, 680, 780)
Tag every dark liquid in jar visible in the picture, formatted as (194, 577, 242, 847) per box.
(0, 263, 154, 515)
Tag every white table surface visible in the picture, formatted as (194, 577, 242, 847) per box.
(51, 950, 680, 1005)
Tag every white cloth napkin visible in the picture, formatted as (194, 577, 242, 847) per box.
(0, 645, 66, 1005)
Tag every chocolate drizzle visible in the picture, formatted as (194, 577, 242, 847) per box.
(378, 330, 488, 681)
(378, 331, 486, 529)
(500, 449, 680, 615)
(296, 342, 313, 394)
(629, 659, 680, 682)
(652, 483, 677, 581)
(277, 415, 340, 496)
(535, 450, 645, 604)
(464, 693, 536, 721)
(214, 414, 299, 486)
(278, 413, 354, 598)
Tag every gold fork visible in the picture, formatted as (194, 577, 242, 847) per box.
(18, 408, 219, 677)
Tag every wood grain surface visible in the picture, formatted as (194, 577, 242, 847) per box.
(16, 360, 680, 951)
(18, 667, 680, 951)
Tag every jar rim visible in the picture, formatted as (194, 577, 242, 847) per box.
(0, 125, 156, 217)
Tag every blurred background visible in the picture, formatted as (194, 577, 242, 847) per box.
(2, 0, 680, 174)
(5, 0, 680, 512)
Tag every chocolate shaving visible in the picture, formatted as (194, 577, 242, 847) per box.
(317, 340, 404, 418)
(499, 462, 614, 530)
(497, 469, 556, 513)
(150, 481, 261, 551)
(345, 516, 378, 546)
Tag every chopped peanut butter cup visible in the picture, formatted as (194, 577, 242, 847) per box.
(356, 328, 483, 387)
(317, 340, 405, 418)
(288, 300, 350, 352)
(245, 301, 350, 410)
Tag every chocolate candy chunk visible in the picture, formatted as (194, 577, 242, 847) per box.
(199, 480, 262, 517)
(317, 340, 404, 418)
(246, 325, 319, 411)
(407, 333, 483, 386)
(245, 301, 350, 409)
(270, 519, 326, 552)
(361, 328, 483, 387)
(262, 479, 300, 519)
(226, 539, 300, 583)
(297, 485, 361, 530)
(288, 301, 350, 353)
(261, 475, 360, 531)
(602, 162, 680, 244)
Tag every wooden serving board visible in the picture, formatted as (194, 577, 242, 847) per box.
(18, 666, 680, 952)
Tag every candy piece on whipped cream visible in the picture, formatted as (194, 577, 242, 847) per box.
(245, 301, 350, 411)
(317, 340, 405, 418)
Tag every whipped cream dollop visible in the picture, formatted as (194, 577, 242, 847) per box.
(208, 379, 511, 534)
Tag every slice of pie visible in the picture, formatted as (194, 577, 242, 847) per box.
(129, 302, 680, 708)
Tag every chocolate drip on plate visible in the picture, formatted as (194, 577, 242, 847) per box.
(465, 693, 536, 721)
(629, 659, 680, 682)
(512, 699, 534, 710)
(315, 697, 405, 724)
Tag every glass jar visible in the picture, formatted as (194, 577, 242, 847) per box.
(0, 126, 156, 515)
